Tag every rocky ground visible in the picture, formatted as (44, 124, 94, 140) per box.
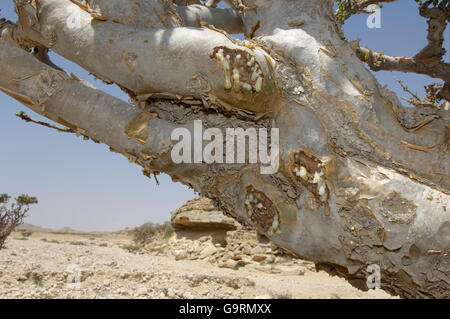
(0, 228, 395, 299)
(0, 197, 396, 299)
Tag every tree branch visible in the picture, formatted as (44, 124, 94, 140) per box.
(414, 0, 449, 63)
(15, 110, 75, 133)
(177, 4, 244, 34)
(15, 0, 278, 114)
(0, 38, 179, 178)
(335, 0, 397, 22)
(1, 19, 64, 71)
(87, 0, 245, 34)
(85, 0, 182, 28)
(356, 46, 450, 82)
(0, 18, 34, 51)
(353, 1, 449, 100)
(205, 0, 222, 7)
(0, 38, 248, 189)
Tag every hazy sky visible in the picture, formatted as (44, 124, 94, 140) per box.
(0, 1, 448, 231)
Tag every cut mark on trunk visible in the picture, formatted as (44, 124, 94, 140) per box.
(211, 46, 264, 95)
(289, 149, 330, 205)
(244, 185, 281, 236)
(186, 74, 211, 95)
(33, 69, 67, 108)
(123, 51, 138, 72)
(287, 17, 305, 27)
(41, 26, 57, 47)
(380, 192, 417, 224)
(338, 205, 385, 261)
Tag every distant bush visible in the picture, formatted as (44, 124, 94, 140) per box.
(122, 244, 142, 254)
(133, 222, 174, 244)
(0, 194, 38, 249)
(69, 241, 88, 246)
(20, 230, 33, 238)
(163, 226, 175, 239)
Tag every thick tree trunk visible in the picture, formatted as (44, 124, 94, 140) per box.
(1, 0, 449, 298)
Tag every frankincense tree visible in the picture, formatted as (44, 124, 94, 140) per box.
(0, 0, 448, 298)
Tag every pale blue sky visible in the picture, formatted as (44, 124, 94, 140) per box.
(0, 1, 447, 231)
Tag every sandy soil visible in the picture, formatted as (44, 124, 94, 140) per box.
(0, 230, 396, 299)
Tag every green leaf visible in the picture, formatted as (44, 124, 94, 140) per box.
(16, 194, 38, 205)
(0, 194, 10, 204)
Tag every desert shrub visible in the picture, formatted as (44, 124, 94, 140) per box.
(41, 238, 59, 244)
(164, 226, 175, 239)
(69, 241, 87, 246)
(20, 230, 33, 238)
(271, 291, 293, 299)
(122, 244, 142, 253)
(0, 194, 38, 249)
(133, 221, 174, 244)
(32, 272, 44, 286)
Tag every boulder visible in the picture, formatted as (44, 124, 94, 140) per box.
(199, 245, 218, 258)
(272, 265, 306, 276)
(252, 255, 267, 262)
(171, 197, 240, 230)
(218, 259, 239, 270)
(174, 249, 187, 260)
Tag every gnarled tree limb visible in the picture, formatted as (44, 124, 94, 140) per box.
(356, 46, 450, 83)
(177, 4, 244, 33)
(85, 0, 182, 28)
(354, 0, 449, 101)
(0, 38, 227, 184)
(86, 0, 245, 33)
(335, 0, 397, 22)
(15, 0, 278, 114)
(414, 0, 449, 63)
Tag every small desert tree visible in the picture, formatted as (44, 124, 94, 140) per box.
(0, 194, 38, 249)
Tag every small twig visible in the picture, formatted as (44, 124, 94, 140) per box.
(16, 111, 75, 133)
(397, 79, 420, 100)
(153, 174, 160, 185)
